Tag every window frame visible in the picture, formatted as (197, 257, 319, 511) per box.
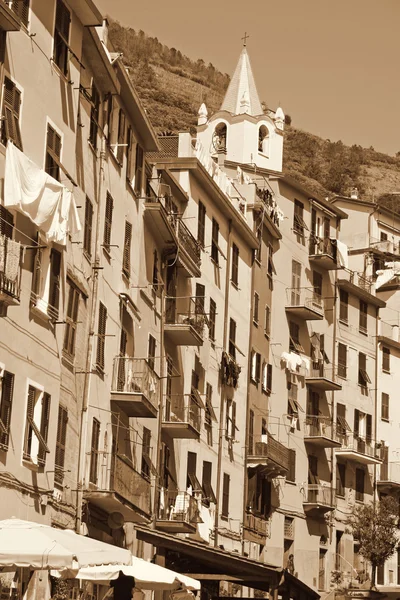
(209, 298, 216, 342)
(55, 405, 68, 485)
(122, 220, 132, 278)
(89, 417, 100, 484)
(381, 392, 389, 421)
(96, 302, 107, 372)
(45, 123, 62, 181)
(88, 81, 100, 150)
(1, 76, 23, 150)
(197, 201, 206, 248)
(382, 346, 390, 373)
(293, 199, 308, 236)
(53, 0, 71, 76)
(339, 289, 349, 323)
(83, 197, 93, 258)
(231, 243, 239, 286)
(338, 343, 347, 379)
(211, 218, 219, 265)
(221, 472, 230, 518)
(0, 370, 14, 450)
(63, 280, 80, 359)
(359, 300, 368, 334)
(253, 292, 259, 325)
(23, 384, 51, 466)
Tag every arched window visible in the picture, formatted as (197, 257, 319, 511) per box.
(213, 122, 227, 153)
(258, 125, 269, 155)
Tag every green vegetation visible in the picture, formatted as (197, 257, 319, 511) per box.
(108, 20, 400, 206)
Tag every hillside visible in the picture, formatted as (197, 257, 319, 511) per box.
(108, 20, 400, 206)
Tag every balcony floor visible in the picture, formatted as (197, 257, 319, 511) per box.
(335, 449, 382, 465)
(309, 253, 340, 270)
(304, 435, 342, 449)
(164, 323, 204, 346)
(247, 458, 288, 478)
(144, 203, 177, 249)
(376, 480, 400, 492)
(162, 421, 200, 439)
(303, 502, 335, 517)
(84, 490, 150, 523)
(156, 519, 196, 534)
(285, 305, 324, 321)
(305, 376, 342, 391)
(111, 391, 158, 418)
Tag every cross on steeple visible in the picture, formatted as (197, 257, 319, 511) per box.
(241, 31, 250, 46)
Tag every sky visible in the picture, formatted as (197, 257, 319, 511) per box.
(95, 0, 400, 156)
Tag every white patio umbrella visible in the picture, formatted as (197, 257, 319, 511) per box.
(54, 556, 201, 591)
(0, 518, 131, 570)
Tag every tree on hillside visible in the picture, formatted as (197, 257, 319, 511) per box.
(347, 496, 399, 587)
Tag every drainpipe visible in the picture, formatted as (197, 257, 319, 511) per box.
(330, 220, 339, 545)
(214, 219, 232, 547)
(154, 281, 165, 526)
(75, 106, 106, 533)
(373, 306, 379, 508)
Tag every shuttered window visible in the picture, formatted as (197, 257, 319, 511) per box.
(381, 393, 389, 421)
(264, 305, 271, 337)
(358, 352, 370, 387)
(197, 201, 206, 248)
(83, 197, 93, 257)
(287, 449, 296, 482)
(0, 205, 13, 239)
(103, 192, 113, 252)
(116, 109, 125, 163)
(293, 200, 307, 235)
(209, 298, 216, 341)
(266, 363, 272, 395)
(89, 418, 100, 484)
(37, 392, 51, 465)
(134, 144, 143, 194)
(253, 292, 259, 325)
(2, 77, 22, 150)
(122, 221, 132, 277)
(63, 281, 80, 358)
(55, 405, 68, 485)
(96, 302, 107, 371)
(228, 318, 236, 359)
(211, 218, 219, 264)
(382, 347, 390, 373)
(48, 249, 61, 319)
(141, 427, 152, 479)
(359, 300, 368, 333)
(23, 386, 50, 464)
(339, 289, 348, 323)
(355, 468, 364, 502)
(148, 334, 156, 371)
(53, 0, 71, 75)
(45, 124, 62, 181)
(0, 371, 14, 450)
(289, 321, 304, 353)
(11, 0, 30, 26)
(338, 343, 347, 378)
(89, 82, 100, 149)
(202, 461, 216, 505)
(248, 410, 254, 455)
(222, 472, 230, 518)
(336, 463, 346, 497)
(231, 243, 239, 286)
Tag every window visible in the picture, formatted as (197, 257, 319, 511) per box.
(255, 215, 262, 263)
(96, 302, 107, 372)
(55, 405, 68, 485)
(205, 383, 215, 446)
(195, 283, 205, 315)
(63, 281, 80, 358)
(126, 126, 135, 184)
(250, 351, 261, 383)
(248, 410, 254, 455)
(355, 468, 365, 502)
(354, 409, 372, 443)
(231, 243, 239, 286)
(288, 382, 299, 417)
(83, 197, 93, 257)
(209, 298, 216, 341)
(380, 231, 388, 241)
(225, 399, 237, 439)
(202, 461, 216, 505)
(291, 260, 301, 305)
(197, 201, 206, 248)
(336, 463, 346, 497)
(89, 82, 100, 149)
(308, 455, 319, 484)
(89, 418, 100, 484)
(262, 362, 272, 395)
(253, 292, 259, 325)
(0, 205, 13, 238)
(211, 218, 219, 264)
(284, 516, 294, 539)
(2, 77, 22, 149)
(115, 109, 126, 164)
(31, 241, 61, 320)
(53, 0, 70, 75)
(134, 144, 144, 194)
(228, 318, 236, 359)
(148, 335, 156, 371)
(336, 403, 350, 437)
(141, 427, 151, 480)
(289, 321, 304, 353)
(339, 289, 348, 323)
(287, 449, 296, 483)
(122, 221, 132, 277)
(293, 199, 307, 235)
(45, 124, 61, 181)
(103, 192, 113, 252)
(10, 0, 30, 26)
(359, 300, 368, 333)
(382, 347, 390, 373)
(0, 371, 14, 450)
(222, 472, 230, 518)
(23, 385, 51, 466)
(313, 270, 323, 301)
(48, 248, 61, 318)
(267, 243, 275, 287)
(338, 343, 347, 378)
(264, 305, 271, 338)
(382, 393, 389, 421)
(358, 352, 370, 387)
(187, 451, 201, 490)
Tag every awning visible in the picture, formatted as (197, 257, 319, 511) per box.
(135, 526, 319, 599)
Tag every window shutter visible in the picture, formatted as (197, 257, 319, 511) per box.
(96, 302, 107, 371)
(2, 77, 23, 150)
(0, 206, 13, 239)
(0, 371, 14, 448)
(122, 221, 132, 277)
(287, 449, 296, 482)
(266, 363, 272, 395)
(49, 249, 61, 317)
(222, 473, 230, 517)
(38, 393, 51, 465)
(84, 198, 93, 256)
(12, 0, 30, 26)
(134, 145, 144, 194)
(255, 353, 261, 382)
(103, 192, 113, 249)
(354, 409, 360, 437)
(89, 418, 100, 484)
(231, 401, 236, 439)
(55, 405, 68, 484)
(55, 0, 70, 41)
(116, 109, 125, 163)
(366, 414, 372, 443)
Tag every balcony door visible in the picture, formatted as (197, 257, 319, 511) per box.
(291, 261, 301, 306)
(307, 391, 320, 434)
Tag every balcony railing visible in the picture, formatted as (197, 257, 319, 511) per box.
(379, 461, 400, 485)
(248, 433, 290, 474)
(163, 395, 201, 433)
(157, 490, 197, 529)
(304, 416, 341, 444)
(285, 287, 324, 319)
(175, 218, 201, 268)
(309, 236, 337, 261)
(336, 432, 383, 463)
(305, 363, 342, 391)
(111, 357, 159, 409)
(379, 321, 399, 341)
(305, 484, 335, 508)
(341, 268, 373, 294)
(165, 297, 206, 337)
(0, 236, 22, 303)
(369, 238, 399, 255)
(243, 511, 270, 538)
(255, 187, 281, 228)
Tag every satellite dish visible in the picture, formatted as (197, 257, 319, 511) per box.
(107, 511, 125, 529)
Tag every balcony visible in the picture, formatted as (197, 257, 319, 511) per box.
(285, 288, 324, 320)
(0, 236, 22, 310)
(247, 433, 290, 477)
(377, 462, 400, 492)
(309, 236, 341, 270)
(304, 417, 342, 448)
(156, 490, 198, 533)
(143, 197, 178, 251)
(111, 357, 159, 418)
(369, 238, 400, 256)
(338, 269, 386, 308)
(305, 363, 342, 391)
(174, 218, 202, 278)
(162, 395, 201, 440)
(303, 485, 336, 516)
(164, 297, 205, 346)
(84, 453, 151, 522)
(335, 433, 383, 465)
(243, 511, 270, 543)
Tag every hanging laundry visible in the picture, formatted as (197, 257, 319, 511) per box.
(336, 240, 349, 269)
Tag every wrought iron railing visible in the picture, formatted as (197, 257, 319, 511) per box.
(304, 416, 340, 442)
(165, 296, 206, 337)
(0, 235, 22, 301)
(341, 268, 373, 294)
(336, 432, 382, 460)
(157, 489, 197, 524)
(286, 287, 324, 314)
(111, 357, 159, 408)
(307, 362, 340, 382)
(248, 434, 290, 471)
(309, 235, 337, 261)
(244, 511, 270, 537)
(305, 484, 335, 507)
(163, 395, 201, 432)
(175, 219, 201, 267)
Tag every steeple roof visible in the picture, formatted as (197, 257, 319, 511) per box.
(220, 47, 263, 117)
